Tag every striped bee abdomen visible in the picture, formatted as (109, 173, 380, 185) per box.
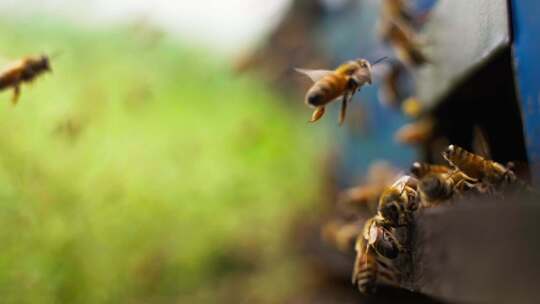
(306, 74, 348, 107)
(354, 246, 399, 294)
(443, 145, 499, 180)
(410, 162, 452, 179)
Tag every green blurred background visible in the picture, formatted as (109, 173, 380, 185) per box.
(0, 11, 328, 303)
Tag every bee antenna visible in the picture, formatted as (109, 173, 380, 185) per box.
(372, 56, 388, 66)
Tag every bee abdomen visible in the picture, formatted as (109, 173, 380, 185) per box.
(355, 252, 399, 294)
(355, 263, 377, 293)
(419, 174, 452, 202)
(445, 145, 488, 179)
(411, 162, 451, 178)
(306, 90, 327, 106)
(306, 75, 346, 107)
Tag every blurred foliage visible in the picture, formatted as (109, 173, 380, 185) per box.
(0, 18, 327, 303)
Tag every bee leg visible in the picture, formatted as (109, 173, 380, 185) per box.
(309, 107, 325, 123)
(386, 229, 408, 254)
(11, 85, 20, 105)
(339, 93, 349, 126)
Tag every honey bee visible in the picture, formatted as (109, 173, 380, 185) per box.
(321, 219, 364, 253)
(380, 19, 427, 67)
(418, 171, 479, 207)
(338, 162, 399, 214)
(352, 222, 401, 294)
(381, 0, 414, 24)
(296, 58, 379, 125)
(379, 61, 405, 107)
(394, 117, 434, 145)
(0, 54, 52, 104)
(362, 215, 406, 259)
(442, 145, 517, 191)
(338, 184, 384, 215)
(410, 162, 452, 179)
(377, 175, 419, 227)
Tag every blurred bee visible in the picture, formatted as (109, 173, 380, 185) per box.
(380, 19, 427, 67)
(352, 222, 400, 294)
(0, 54, 52, 104)
(381, 0, 414, 24)
(410, 162, 452, 179)
(442, 145, 517, 191)
(296, 58, 381, 125)
(338, 161, 399, 214)
(378, 175, 419, 227)
(321, 219, 364, 253)
(394, 117, 434, 145)
(339, 184, 384, 215)
(379, 61, 406, 108)
(418, 171, 479, 207)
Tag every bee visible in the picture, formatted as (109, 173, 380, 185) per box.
(362, 215, 406, 259)
(442, 145, 517, 191)
(378, 175, 419, 227)
(379, 61, 406, 107)
(380, 19, 427, 67)
(296, 58, 379, 125)
(410, 162, 452, 179)
(381, 0, 414, 24)
(321, 219, 364, 253)
(352, 222, 401, 294)
(394, 117, 434, 145)
(338, 161, 400, 214)
(0, 54, 52, 104)
(339, 184, 384, 214)
(418, 171, 479, 207)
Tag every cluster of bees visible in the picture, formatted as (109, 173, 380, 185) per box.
(323, 144, 525, 294)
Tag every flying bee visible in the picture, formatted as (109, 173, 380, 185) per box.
(352, 225, 400, 294)
(339, 184, 384, 215)
(442, 145, 517, 191)
(410, 162, 452, 179)
(418, 171, 479, 207)
(381, 0, 414, 24)
(338, 161, 399, 214)
(379, 61, 406, 107)
(321, 219, 364, 253)
(296, 57, 384, 125)
(379, 19, 427, 67)
(394, 117, 434, 145)
(0, 54, 53, 104)
(378, 175, 419, 227)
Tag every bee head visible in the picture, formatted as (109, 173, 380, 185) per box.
(442, 145, 455, 161)
(353, 58, 372, 84)
(34, 54, 52, 73)
(410, 162, 422, 178)
(379, 201, 400, 226)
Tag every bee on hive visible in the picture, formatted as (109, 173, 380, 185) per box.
(352, 215, 402, 294)
(377, 175, 419, 227)
(442, 145, 519, 193)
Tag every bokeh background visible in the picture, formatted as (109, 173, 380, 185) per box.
(0, 1, 329, 303)
(1, 0, 539, 303)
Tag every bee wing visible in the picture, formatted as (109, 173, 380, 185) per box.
(294, 68, 334, 83)
(390, 175, 411, 193)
